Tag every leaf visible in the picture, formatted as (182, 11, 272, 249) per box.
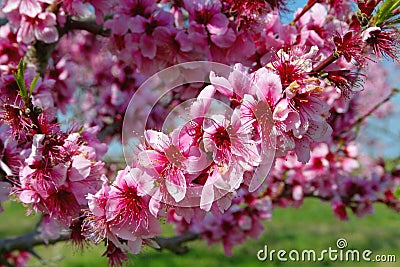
(13, 59, 28, 103)
(374, 0, 400, 26)
(30, 74, 40, 95)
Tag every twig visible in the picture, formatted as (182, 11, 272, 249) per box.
(312, 53, 340, 73)
(334, 88, 399, 138)
(153, 232, 200, 254)
(0, 231, 71, 254)
(290, 0, 321, 25)
(0, 229, 199, 257)
(24, 17, 109, 76)
(64, 19, 111, 37)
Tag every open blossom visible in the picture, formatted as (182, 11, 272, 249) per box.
(185, 0, 237, 49)
(2, 0, 54, 18)
(17, 12, 59, 43)
(17, 130, 106, 226)
(203, 109, 260, 169)
(361, 26, 400, 62)
(106, 167, 161, 243)
(83, 167, 161, 265)
(139, 130, 206, 202)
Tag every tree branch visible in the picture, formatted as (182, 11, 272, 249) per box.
(334, 87, 400, 138)
(24, 17, 109, 76)
(153, 232, 200, 254)
(0, 230, 71, 255)
(64, 19, 111, 37)
(0, 229, 200, 257)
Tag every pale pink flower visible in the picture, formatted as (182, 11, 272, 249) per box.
(138, 129, 204, 203)
(105, 167, 161, 254)
(2, 0, 53, 18)
(17, 12, 59, 43)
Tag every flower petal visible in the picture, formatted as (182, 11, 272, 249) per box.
(165, 170, 186, 202)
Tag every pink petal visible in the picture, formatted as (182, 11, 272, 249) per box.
(138, 150, 165, 169)
(165, 170, 186, 202)
(190, 85, 216, 118)
(104, 15, 129, 35)
(17, 19, 34, 44)
(2, 0, 21, 13)
(254, 68, 282, 104)
(69, 155, 91, 181)
(210, 71, 233, 98)
(294, 137, 311, 164)
(207, 13, 228, 35)
(140, 34, 157, 59)
(127, 238, 143, 254)
(128, 16, 147, 33)
(51, 163, 68, 187)
(34, 26, 59, 43)
(20, 0, 42, 17)
(200, 183, 214, 211)
(210, 28, 236, 48)
(144, 130, 170, 151)
(37, 12, 56, 26)
(40, 215, 61, 244)
(175, 31, 192, 52)
(149, 188, 161, 217)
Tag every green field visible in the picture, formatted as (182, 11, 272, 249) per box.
(1, 199, 399, 267)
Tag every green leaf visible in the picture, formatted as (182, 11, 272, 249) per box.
(30, 74, 40, 96)
(375, 0, 400, 26)
(13, 59, 29, 102)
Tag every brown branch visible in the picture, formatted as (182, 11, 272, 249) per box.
(334, 87, 400, 138)
(0, 228, 199, 258)
(0, 230, 71, 255)
(290, 0, 321, 25)
(312, 52, 340, 73)
(153, 232, 200, 255)
(64, 19, 110, 37)
(24, 17, 109, 76)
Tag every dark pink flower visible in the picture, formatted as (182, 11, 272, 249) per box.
(333, 31, 367, 65)
(357, 0, 382, 16)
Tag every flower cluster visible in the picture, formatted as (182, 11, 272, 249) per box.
(81, 167, 161, 256)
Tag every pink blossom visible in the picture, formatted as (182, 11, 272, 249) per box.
(2, 0, 53, 18)
(138, 130, 190, 202)
(203, 109, 260, 168)
(17, 12, 59, 44)
(106, 167, 161, 239)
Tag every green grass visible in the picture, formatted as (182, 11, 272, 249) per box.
(1, 199, 399, 267)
